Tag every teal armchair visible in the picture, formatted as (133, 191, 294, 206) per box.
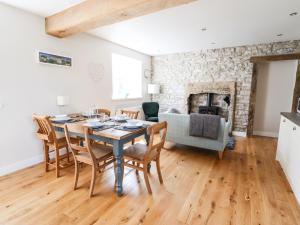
(142, 102, 159, 122)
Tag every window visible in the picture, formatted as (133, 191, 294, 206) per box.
(112, 53, 142, 100)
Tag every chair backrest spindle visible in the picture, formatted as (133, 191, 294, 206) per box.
(95, 108, 111, 117)
(145, 121, 167, 160)
(64, 123, 97, 162)
(120, 110, 139, 119)
(32, 114, 56, 143)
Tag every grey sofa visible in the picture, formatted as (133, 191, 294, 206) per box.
(158, 113, 230, 159)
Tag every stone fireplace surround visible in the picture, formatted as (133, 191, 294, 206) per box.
(185, 82, 236, 131)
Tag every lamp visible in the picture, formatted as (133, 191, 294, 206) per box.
(57, 96, 69, 114)
(148, 84, 160, 101)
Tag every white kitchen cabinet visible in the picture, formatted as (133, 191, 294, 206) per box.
(276, 116, 292, 166)
(276, 115, 300, 204)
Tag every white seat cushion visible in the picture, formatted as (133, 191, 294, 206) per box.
(77, 144, 113, 160)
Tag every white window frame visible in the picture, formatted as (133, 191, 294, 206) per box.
(111, 53, 143, 100)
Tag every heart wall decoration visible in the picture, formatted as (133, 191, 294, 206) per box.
(88, 62, 105, 82)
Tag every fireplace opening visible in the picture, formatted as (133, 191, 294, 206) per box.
(188, 92, 231, 120)
(199, 93, 219, 115)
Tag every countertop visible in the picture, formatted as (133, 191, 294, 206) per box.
(281, 112, 300, 127)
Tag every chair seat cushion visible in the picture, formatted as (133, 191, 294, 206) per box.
(87, 143, 113, 160)
(123, 143, 148, 160)
(146, 117, 159, 122)
(77, 143, 113, 160)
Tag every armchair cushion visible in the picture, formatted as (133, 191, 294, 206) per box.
(147, 116, 159, 122)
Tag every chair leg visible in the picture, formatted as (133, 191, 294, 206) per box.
(44, 141, 49, 172)
(136, 162, 140, 175)
(55, 148, 60, 178)
(156, 157, 163, 184)
(66, 146, 70, 163)
(74, 160, 79, 190)
(131, 139, 135, 145)
(89, 165, 97, 198)
(102, 160, 106, 171)
(143, 166, 152, 194)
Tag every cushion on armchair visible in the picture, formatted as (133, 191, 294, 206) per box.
(147, 116, 159, 122)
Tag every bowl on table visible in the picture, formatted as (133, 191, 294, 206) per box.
(127, 119, 139, 126)
(84, 118, 103, 128)
(82, 112, 100, 118)
(112, 114, 129, 122)
(52, 115, 72, 122)
(124, 120, 143, 129)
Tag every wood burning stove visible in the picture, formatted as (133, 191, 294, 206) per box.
(198, 93, 219, 115)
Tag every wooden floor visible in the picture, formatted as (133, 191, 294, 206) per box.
(1, 136, 300, 225)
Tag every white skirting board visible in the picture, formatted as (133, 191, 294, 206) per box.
(232, 131, 247, 137)
(253, 130, 278, 138)
(0, 154, 44, 176)
(0, 149, 66, 176)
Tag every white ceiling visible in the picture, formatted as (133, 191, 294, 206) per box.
(1, 0, 300, 56)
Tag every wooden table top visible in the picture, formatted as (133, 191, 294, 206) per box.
(51, 116, 155, 140)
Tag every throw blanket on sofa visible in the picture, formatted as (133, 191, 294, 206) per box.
(189, 113, 220, 139)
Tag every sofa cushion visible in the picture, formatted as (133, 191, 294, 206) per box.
(166, 108, 181, 114)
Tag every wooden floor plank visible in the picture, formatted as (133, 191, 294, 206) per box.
(0, 136, 300, 225)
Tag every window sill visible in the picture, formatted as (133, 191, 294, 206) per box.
(112, 97, 143, 101)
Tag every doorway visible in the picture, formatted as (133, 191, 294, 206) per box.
(253, 60, 297, 137)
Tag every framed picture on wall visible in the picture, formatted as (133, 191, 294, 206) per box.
(37, 51, 72, 67)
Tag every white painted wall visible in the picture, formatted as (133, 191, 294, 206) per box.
(253, 61, 297, 138)
(0, 3, 151, 175)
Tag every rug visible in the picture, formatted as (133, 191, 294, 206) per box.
(226, 135, 235, 150)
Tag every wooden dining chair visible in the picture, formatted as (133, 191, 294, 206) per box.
(64, 123, 115, 198)
(120, 110, 139, 119)
(121, 121, 167, 194)
(95, 108, 111, 117)
(33, 115, 74, 178)
(120, 109, 140, 145)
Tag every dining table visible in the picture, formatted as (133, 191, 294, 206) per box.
(51, 114, 155, 196)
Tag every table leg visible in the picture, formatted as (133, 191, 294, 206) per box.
(144, 132, 150, 145)
(113, 140, 123, 196)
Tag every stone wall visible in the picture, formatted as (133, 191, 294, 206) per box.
(152, 40, 300, 132)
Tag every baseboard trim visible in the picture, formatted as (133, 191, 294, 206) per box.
(0, 154, 44, 176)
(253, 130, 278, 138)
(232, 131, 247, 137)
(0, 150, 66, 176)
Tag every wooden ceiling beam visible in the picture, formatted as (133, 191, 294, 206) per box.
(45, 0, 197, 38)
(250, 53, 300, 63)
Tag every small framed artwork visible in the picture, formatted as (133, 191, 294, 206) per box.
(38, 52, 72, 67)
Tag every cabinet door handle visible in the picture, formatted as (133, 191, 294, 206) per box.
(293, 127, 297, 131)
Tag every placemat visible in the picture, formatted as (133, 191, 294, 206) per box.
(113, 125, 148, 132)
(52, 119, 78, 124)
(93, 125, 115, 132)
